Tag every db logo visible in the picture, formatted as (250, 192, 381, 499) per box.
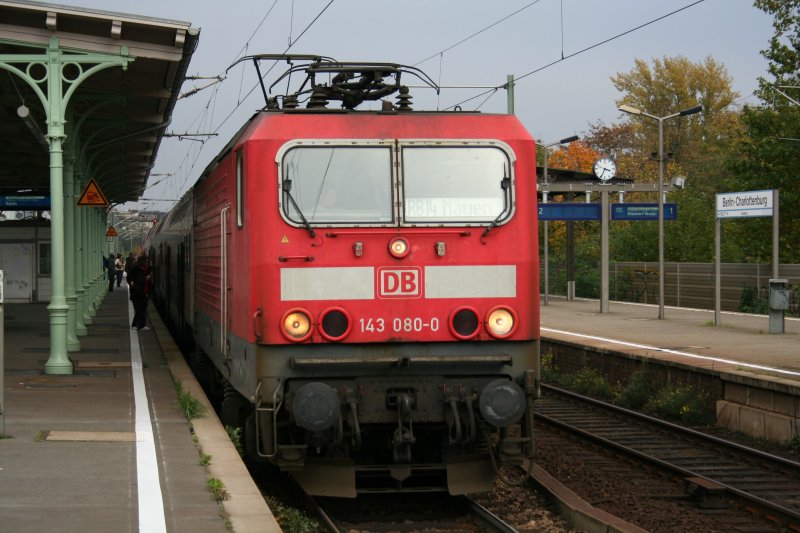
(378, 267, 422, 298)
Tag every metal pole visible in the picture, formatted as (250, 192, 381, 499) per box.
(543, 146, 549, 306)
(715, 216, 721, 326)
(0, 270, 4, 436)
(506, 75, 514, 115)
(600, 189, 609, 312)
(773, 189, 779, 279)
(658, 117, 665, 320)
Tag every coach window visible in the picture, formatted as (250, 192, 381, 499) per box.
(281, 146, 393, 225)
(402, 146, 512, 225)
(236, 150, 244, 228)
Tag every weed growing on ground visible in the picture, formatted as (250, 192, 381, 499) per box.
(199, 452, 212, 466)
(207, 478, 230, 501)
(225, 425, 243, 456)
(173, 378, 206, 420)
(34, 431, 45, 442)
(787, 436, 800, 453)
(263, 495, 319, 533)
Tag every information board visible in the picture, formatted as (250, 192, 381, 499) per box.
(611, 203, 677, 221)
(538, 203, 601, 221)
(0, 195, 50, 209)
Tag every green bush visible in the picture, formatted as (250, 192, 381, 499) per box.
(570, 367, 615, 400)
(643, 385, 714, 425)
(616, 366, 655, 409)
(739, 285, 769, 314)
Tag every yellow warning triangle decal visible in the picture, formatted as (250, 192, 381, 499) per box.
(77, 178, 109, 206)
(281, 235, 289, 244)
(106, 226, 118, 237)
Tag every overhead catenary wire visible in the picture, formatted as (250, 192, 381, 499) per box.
(147, 0, 338, 210)
(413, 0, 544, 67)
(441, 0, 707, 111)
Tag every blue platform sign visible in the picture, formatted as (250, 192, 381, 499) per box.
(0, 195, 50, 209)
(611, 203, 677, 221)
(538, 203, 601, 221)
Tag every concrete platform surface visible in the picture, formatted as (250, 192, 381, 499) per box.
(541, 297, 800, 382)
(0, 288, 280, 532)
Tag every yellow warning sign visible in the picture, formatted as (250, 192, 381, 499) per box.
(106, 226, 118, 237)
(281, 235, 289, 244)
(77, 179, 109, 206)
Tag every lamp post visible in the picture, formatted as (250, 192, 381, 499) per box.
(618, 103, 702, 319)
(540, 134, 579, 306)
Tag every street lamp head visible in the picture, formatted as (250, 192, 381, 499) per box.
(679, 105, 703, 117)
(618, 104, 642, 115)
(560, 134, 579, 144)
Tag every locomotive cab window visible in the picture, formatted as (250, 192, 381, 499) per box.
(402, 146, 513, 225)
(281, 145, 393, 225)
(278, 141, 514, 228)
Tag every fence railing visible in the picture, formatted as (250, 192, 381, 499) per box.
(543, 262, 800, 314)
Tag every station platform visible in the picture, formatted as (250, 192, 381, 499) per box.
(0, 288, 280, 533)
(540, 297, 800, 381)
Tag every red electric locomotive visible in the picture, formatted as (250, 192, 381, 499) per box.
(148, 56, 540, 497)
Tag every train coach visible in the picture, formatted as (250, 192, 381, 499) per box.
(147, 56, 540, 497)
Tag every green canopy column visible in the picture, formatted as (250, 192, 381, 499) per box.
(79, 192, 94, 326)
(73, 174, 87, 336)
(63, 144, 80, 351)
(0, 37, 132, 374)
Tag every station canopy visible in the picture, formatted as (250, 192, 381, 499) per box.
(0, 0, 198, 204)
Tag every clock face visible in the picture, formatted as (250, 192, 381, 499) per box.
(593, 158, 616, 181)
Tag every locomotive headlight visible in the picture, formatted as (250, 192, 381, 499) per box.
(281, 308, 313, 342)
(485, 306, 517, 338)
(388, 237, 410, 258)
(479, 378, 526, 427)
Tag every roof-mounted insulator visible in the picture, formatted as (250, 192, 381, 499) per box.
(283, 95, 299, 109)
(396, 86, 413, 111)
(266, 96, 280, 110)
(307, 87, 329, 109)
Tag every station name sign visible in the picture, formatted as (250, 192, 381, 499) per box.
(716, 190, 774, 218)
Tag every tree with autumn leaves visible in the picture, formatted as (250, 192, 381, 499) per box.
(543, 0, 799, 271)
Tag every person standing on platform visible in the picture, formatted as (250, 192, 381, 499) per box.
(114, 253, 124, 287)
(106, 253, 116, 292)
(128, 255, 152, 330)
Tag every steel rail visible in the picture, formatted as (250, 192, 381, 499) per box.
(537, 384, 800, 524)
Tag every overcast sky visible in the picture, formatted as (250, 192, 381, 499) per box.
(53, 0, 775, 212)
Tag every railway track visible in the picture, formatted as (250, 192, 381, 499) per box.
(536, 383, 800, 528)
(307, 492, 517, 532)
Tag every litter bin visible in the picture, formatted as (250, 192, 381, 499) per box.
(768, 279, 789, 334)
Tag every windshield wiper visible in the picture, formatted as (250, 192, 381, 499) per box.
(481, 167, 511, 238)
(283, 178, 316, 238)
